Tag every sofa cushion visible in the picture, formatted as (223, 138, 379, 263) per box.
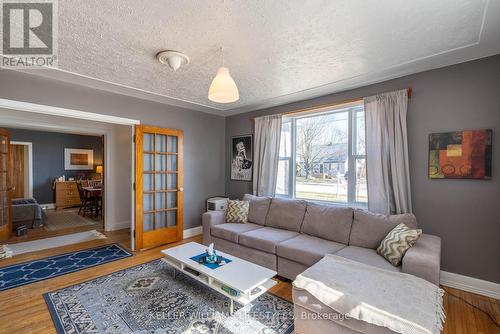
(377, 223, 422, 266)
(211, 223, 263, 243)
(301, 203, 353, 244)
(265, 198, 307, 232)
(349, 210, 418, 249)
(277, 234, 346, 266)
(335, 246, 401, 272)
(242, 194, 271, 225)
(239, 227, 299, 254)
(224, 200, 249, 224)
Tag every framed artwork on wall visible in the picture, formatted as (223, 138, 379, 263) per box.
(64, 148, 94, 170)
(231, 135, 253, 181)
(428, 129, 492, 179)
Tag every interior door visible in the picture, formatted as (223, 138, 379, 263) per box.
(10, 144, 25, 198)
(135, 125, 183, 250)
(0, 129, 12, 241)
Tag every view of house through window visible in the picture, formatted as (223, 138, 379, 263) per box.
(276, 103, 368, 206)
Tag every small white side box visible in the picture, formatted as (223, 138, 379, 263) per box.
(206, 197, 228, 211)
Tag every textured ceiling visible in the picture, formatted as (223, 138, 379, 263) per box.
(17, 0, 500, 115)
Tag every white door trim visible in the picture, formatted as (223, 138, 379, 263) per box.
(10, 141, 33, 198)
(0, 98, 140, 126)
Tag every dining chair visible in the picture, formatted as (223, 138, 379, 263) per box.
(77, 181, 95, 216)
(87, 179, 102, 188)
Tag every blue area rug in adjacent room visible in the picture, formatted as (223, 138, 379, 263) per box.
(44, 259, 294, 334)
(0, 243, 132, 291)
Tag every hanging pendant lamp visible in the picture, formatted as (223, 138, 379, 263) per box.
(208, 48, 239, 103)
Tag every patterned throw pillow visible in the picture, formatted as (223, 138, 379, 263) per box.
(225, 200, 249, 224)
(377, 223, 422, 266)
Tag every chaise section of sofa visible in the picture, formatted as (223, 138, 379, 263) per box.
(202, 194, 441, 286)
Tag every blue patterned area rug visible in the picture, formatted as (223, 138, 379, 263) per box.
(0, 244, 132, 291)
(44, 259, 294, 334)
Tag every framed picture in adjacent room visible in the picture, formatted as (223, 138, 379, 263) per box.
(231, 135, 253, 181)
(64, 148, 94, 170)
(428, 129, 492, 179)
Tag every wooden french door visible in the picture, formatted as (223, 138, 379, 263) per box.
(135, 125, 183, 250)
(0, 129, 12, 241)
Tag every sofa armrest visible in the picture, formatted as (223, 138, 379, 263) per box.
(202, 211, 225, 246)
(402, 234, 441, 286)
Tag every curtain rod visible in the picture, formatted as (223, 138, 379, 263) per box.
(253, 88, 412, 119)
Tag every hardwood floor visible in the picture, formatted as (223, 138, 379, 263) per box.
(6, 224, 103, 245)
(0, 231, 498, 334)
(7, 209, 103, 245)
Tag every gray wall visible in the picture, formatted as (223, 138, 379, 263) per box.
(6, 128, 103, 204)
(0, 69, 226, 230)
(225, 54, 500, 283)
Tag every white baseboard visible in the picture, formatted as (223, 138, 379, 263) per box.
(40, 203, 56, 210)
(107, 220, 131, 231)
(184, 226, 203, 239)
(441, 271, 500, 299)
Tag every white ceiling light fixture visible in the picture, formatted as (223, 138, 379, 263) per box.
(208, 47, 239, 104)
(156, 50, 189, 72)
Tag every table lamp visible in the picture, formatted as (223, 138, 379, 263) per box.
(95, 165, 103, 176)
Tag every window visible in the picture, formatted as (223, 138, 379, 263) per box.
(276, 103, 368, 206)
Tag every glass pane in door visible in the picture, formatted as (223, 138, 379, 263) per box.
(156, 135, 167, 152)
(156, 192, 166, 210)
(167, 192, 177, 208)
(156, 211, 166, 228)
(167, 210, 177, 227)
(156, 154, 167, 171)
(143, 154, 154, 171)
(143, 134, 154, 151)
(144, 213, 154, 231)
(143, 174, 154, 191)
(167, 154, 177, 171)
(167, 173, 177, 190)
(144, 193, 154, 212)
(167, 136, 177, 153)
(155, 174, 166, 191)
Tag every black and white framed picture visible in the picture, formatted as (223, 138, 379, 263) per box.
(231, 135, 253, 181)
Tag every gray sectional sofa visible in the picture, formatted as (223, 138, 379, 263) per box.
(203, 194, 442, 334)
(203, 194, 441, 284)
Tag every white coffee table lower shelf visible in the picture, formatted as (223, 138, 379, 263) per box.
(161, 242, 277, 314)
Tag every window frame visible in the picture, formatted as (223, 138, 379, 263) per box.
(276, 103, 367, 208)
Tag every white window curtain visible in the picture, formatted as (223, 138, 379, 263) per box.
(364, 89, 412, 215)
(253, 114, 282, 196)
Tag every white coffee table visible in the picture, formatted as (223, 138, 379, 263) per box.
(161, 242, 277, 314)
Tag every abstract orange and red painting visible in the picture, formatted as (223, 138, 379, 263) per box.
(429, 129, 492, 179)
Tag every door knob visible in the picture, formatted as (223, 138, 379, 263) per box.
(179, 187, 184, 192)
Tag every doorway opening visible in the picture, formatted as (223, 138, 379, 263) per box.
(0, 101, 137, 256)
